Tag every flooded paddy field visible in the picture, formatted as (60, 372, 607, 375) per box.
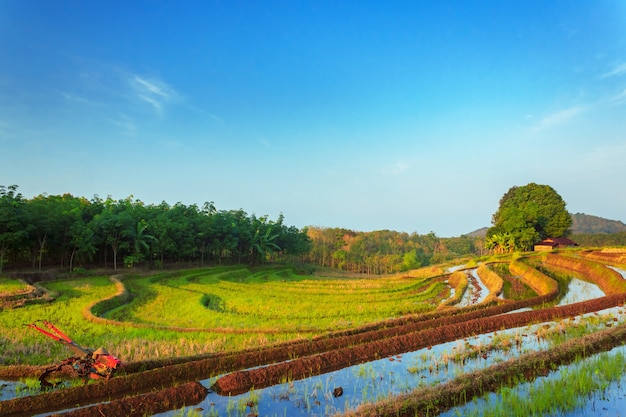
(3, 251, 626, 417)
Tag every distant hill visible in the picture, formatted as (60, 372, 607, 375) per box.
(570, 212, 626, 234)
(464, 213, 626, 237)
(465, 227, 489, 238)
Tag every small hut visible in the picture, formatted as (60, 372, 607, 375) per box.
(534, 237, 578, 251)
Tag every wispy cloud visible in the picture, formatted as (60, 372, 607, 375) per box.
(109, 114, 137, 136)
(381, 161, 409, 176)
(61, 92, 102, 106)
(533, 106, 585, 131)
(601, 63, 626, 79)
(607, 88, 626, 106)
(129, 75, 177, 114)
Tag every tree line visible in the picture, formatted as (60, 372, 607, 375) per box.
(303, 227, 484, 274)
(571, 232, 626, 248)
(5, 183, 622, 276)
(1, 184, 487, 275)
(0, 185, 310, 273)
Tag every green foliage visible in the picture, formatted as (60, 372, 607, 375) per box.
(572, 231, 626, 247)
(0, 184, 488, 275)
(0, 266, 446, 365)
(305, 228, 479, 275)
(0, 185, 28, 273)
(0, 277, 28, 294)
(0, 185, 310, 271)
(487, 183, 572, 252)
(102, 266, 444, 332)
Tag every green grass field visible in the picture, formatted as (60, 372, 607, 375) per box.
(0, 265, 448, 366)
(0, 278, 29, 296)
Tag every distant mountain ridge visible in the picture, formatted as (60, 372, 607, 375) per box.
(465, 213, 626, 237)
(570, 212, 626, 234)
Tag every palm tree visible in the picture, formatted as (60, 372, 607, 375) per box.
(126, 220, 156, 268)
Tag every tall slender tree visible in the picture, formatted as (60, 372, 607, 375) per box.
(0, 185, 27, 273)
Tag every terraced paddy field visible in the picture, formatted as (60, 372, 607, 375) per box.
(1, 248, 626, 416)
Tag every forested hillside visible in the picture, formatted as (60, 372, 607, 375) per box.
(570, 212, 626, 234)
(5, 185, 624, 276)
(468, 213, 626, 238)
(303, 227, 482, 274)
(0, 185, 483, 275)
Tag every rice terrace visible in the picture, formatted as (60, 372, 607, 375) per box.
(1, 249, 626, 416)
(2, 183, 626, 416)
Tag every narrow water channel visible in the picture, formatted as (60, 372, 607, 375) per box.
(150, 276, 620, 417)
(3, 268, 621, 417)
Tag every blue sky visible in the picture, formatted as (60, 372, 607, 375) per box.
(2, 1, 626, 237)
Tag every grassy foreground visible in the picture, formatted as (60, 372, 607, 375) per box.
(0, 265, 447, 366)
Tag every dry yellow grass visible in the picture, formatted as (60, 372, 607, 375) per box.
(509, 259, 558, 297)
(477, 263, 504, 300)
(543, 253, 626, 295)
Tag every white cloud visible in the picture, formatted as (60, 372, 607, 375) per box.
(601, 63, 626, 79)
(137, 94, 163, 112)
(533, 106, 585, 131)
(61, 92, 99, 105)
(134, 76, 170, 97)
(130, 75, 177, 114)
(607, 88, 626, 106)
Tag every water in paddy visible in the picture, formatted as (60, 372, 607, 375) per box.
(154, 277, 619, 417)
(3, 269, 620, 416)
(440, 345, 626, 417)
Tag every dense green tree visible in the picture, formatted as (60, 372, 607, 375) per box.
(573, 232, 626, 247)
(250, 225, 280, 266)
(23, 194, 67, 271)
(487, 183, 572, 252)
(303, 227, 483, 274)
(92, 198, 134, 271)
(125, 219, 155, 268)
(149, 202, 176, 268)
(0, 184, 476, 273)
(0, 185, 27, 273)
(63, 196, 96, 272)
(401, 250, 422, 271)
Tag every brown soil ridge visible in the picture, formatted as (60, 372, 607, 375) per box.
(212, 292, 626, 395)
(343, 321, 626, 416)
(0, 294, 553, 416)
(0, 296, 508, 380)
(47, 381, 208, 417)
(0, 257, 617, 415)
(0, 282, 53, 310)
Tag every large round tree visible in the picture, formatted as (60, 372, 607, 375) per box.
(486, 183, 572, 252)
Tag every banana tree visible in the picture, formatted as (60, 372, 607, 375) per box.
(250, 226, 280, 266)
